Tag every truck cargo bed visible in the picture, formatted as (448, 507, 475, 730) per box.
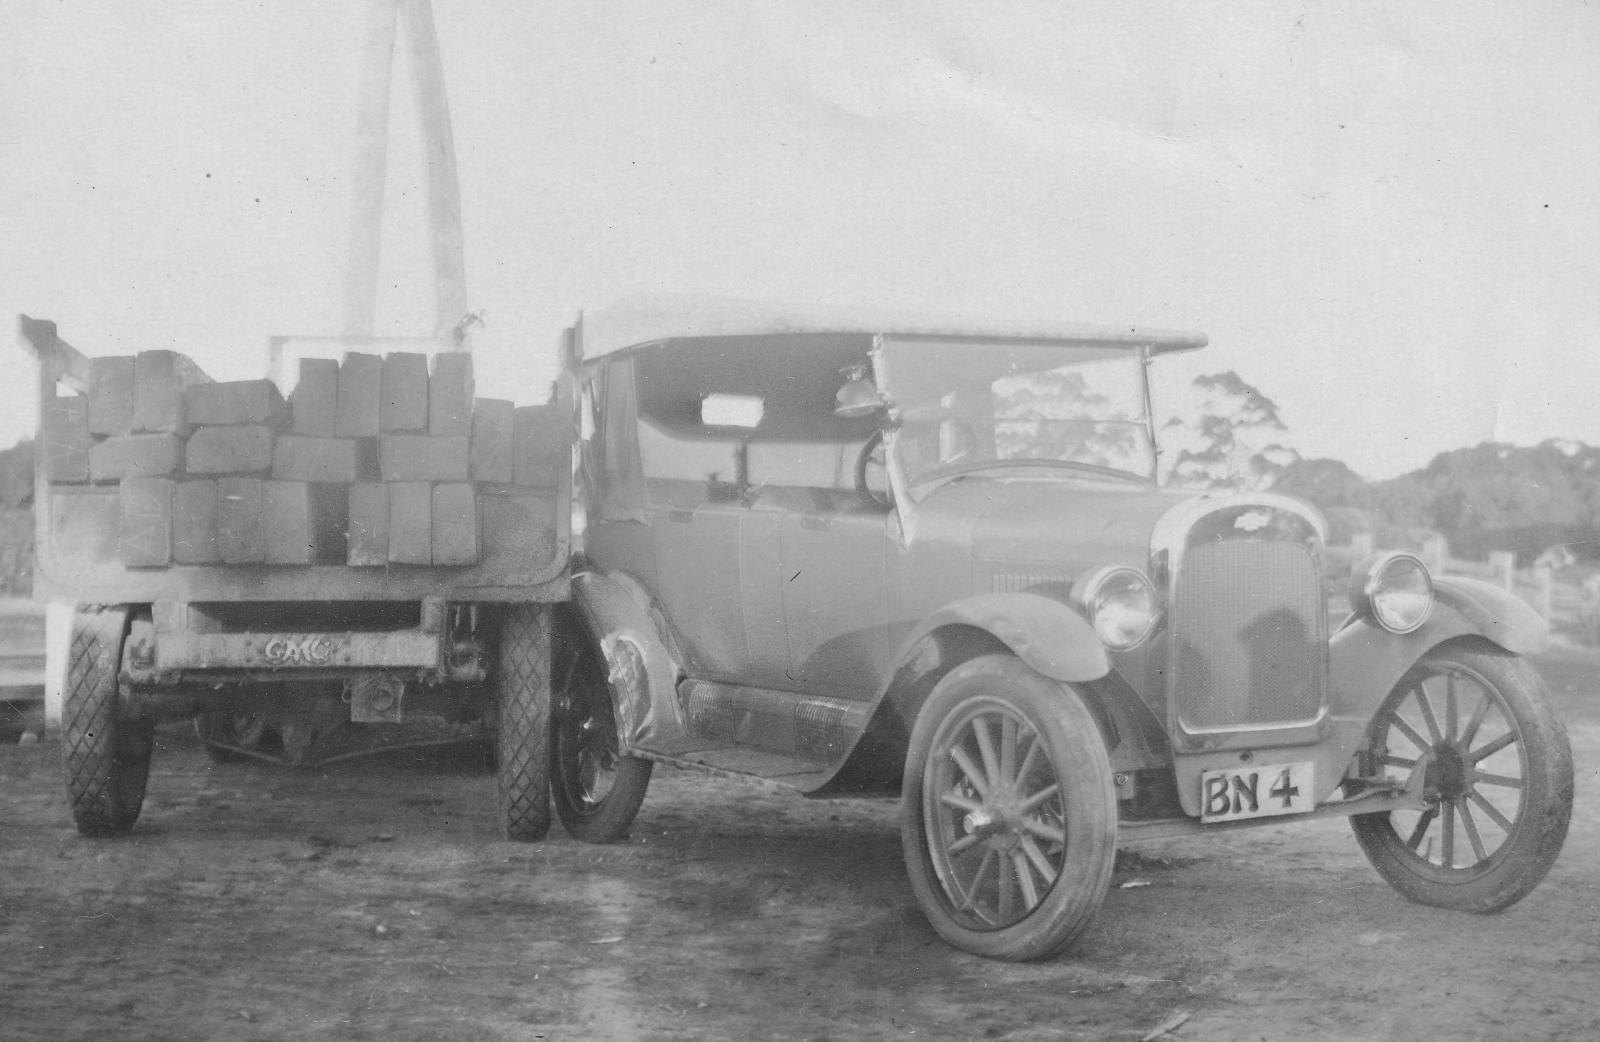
(21, 317, 571, 605)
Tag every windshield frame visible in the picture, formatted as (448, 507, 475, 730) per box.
(871, 334, 1160, 501)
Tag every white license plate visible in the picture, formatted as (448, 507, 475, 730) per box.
(1200, 761, 1314, 823)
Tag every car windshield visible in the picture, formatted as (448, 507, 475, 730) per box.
(877, 337, 1154, 492)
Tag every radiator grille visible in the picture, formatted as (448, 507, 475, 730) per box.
(1171, 539, 1325, 730)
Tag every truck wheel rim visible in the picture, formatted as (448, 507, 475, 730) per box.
(922, 697, 1067, 930)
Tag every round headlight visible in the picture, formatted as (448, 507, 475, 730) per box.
(1351, 552, 1434, 634)
(1077, 566, 1160, 651)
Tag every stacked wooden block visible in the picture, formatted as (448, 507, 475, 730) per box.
(42, 348, 562, 569)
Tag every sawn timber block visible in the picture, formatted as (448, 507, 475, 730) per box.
(428, 353, 474, 436)
(263, 481, 347, 565)
(172, 479, 221, 564)
(185, 425, 274, 475)
(378, 435, 469, 482)
(217, 477, 266, 563)
(43, 394, 91, 483)
(431, 482, 479, 565)
(335, 351, 383, 437)
(134, 349, 211, 434)
(512, 405, 564, 487)
(469, 398, 514, 483)
(346, 483, 389, 566)
(87, 355, 136, 436)
(118, 476, 174, 567)
(291, 358, 340, 436)
(88, 433, 183, 482)
(386, 481, 432, 565)
(380, 353, 430, 432)
(185, 379, 286, 427)
(271, 435, 371, 484)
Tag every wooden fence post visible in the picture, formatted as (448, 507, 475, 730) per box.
(1421, 534, 1447, 575)
(1535, 566, 1554, 624)
(1487, 551, 1516, 592)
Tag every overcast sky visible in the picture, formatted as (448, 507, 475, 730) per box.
(3, 1, 1596, 480)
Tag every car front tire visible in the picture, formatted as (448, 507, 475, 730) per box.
(901, 654, 1117, 961)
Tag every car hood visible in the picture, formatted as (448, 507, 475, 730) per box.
(908, 476, 1195, 575)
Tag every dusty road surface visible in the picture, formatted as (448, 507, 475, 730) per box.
(2, 648, 1598, 1042)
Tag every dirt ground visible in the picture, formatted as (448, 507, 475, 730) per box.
(2, 649, 1598, 1042)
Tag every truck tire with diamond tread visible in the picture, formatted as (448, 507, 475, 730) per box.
(495, 604, 553, 841)
(63, 605, 153, 837)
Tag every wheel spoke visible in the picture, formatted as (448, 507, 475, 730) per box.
(1014, 733, 1042, 784)
(1388, 711, 1429, 753)
(940, 790, 983, 815)
(1468, 789, 1515, 831)
(1018, 834, 1058, 885)
(1009, 849, 1041, 910)
(1441, 800, 1456, 868)
(1019, 781, 1061, 813)
(1444, 674, 1459, 740)
(1414, 682, 1444, 744)
(1405, 806, 1438, 850)
(1021, 815, 1065, 845)
(947, 831, 984, 857)
(973, 716, 1003, 791)
(1470, 730, 1517, 764)
(1379, 753, 1417, 769)
(1473, 771, 1524, 790)
(1460, 691, 1492, 748)
(1458, 798, 1489, 863)
(956, 849, 999, 923)
(997, 849, 1016, 922)
(999, 715, 1017, 786)
(949, 746, 991, 799)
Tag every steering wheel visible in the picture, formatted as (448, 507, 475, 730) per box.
(854, 430, 892, 508)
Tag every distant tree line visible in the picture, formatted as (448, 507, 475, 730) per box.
(1168, 372, 1600, 565)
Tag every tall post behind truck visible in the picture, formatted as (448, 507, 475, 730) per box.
(19, 315, 574, 841)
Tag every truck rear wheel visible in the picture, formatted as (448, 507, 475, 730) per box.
(63, 605, 154, 837)
(901, 654, 1117, 961)
(1351, 642, 1573, 912)
(551, 619, 653, 842)
(495, 604, 553, 842)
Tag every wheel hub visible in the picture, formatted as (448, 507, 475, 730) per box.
(1424, 742, 1469, 802)
(962, 787, 1026, 851)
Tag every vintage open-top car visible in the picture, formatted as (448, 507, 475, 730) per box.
(546, 298, 1574, 961)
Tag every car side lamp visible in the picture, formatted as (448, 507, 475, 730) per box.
(835, 364, 883, 418)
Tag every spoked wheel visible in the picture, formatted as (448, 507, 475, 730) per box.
(62, 605, 154, 838)
(902, 654, 1117, 961)
(1351, 641, 1573, 912)
(495, 604, 553, 842)
(550, 619, 653, 842)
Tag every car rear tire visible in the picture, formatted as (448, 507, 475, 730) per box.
(63, 605, 154, 838)
(1350, 641, 1573, 912)
(495, 604, 553, 842)
(901, 654, 1117, 961)
(550, 618, 653, 842)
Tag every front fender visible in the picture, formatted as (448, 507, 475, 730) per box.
(895, 592, 1110, 684)
(569, 569, 686, 752)
(1330, 574, 1548, 723)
